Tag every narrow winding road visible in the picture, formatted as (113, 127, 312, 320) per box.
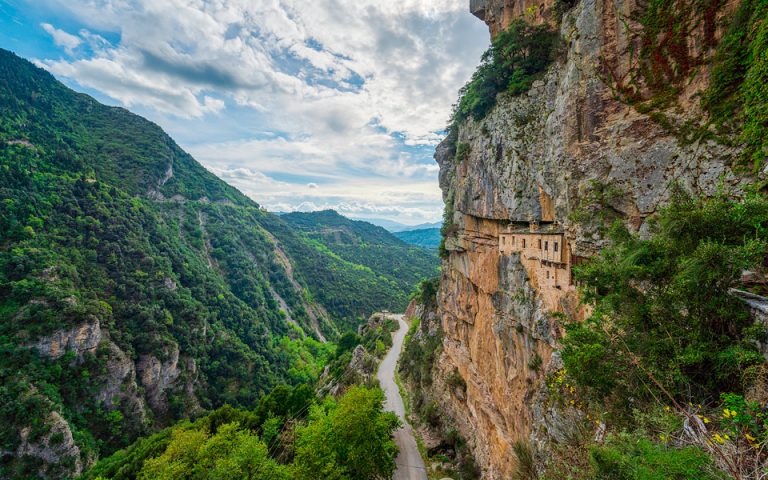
(377, 314, 428, 480)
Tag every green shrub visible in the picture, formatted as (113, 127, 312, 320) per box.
(562, 189, 768, 410)
(455, 143, 471, 162)
(528, 353, 543, 372)
(446, 369, 467, 393)
(590, 434, 723, 480)
(451, 19, 559, 126)
(512, 441, 537, 480)
(422, 400, 442, 428)
(553, 0, 578, 20)
(703, 0, 768, 169)
(411, 276, 440, 308)
(85, 387, 398, 480)
(439, 189, 456, 259)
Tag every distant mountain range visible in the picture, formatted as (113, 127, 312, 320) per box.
(393, 228, 441, 249)
(272, 213, 441, 233)
(356, 218, 442, 232)
(281, 210, 439, 292)
(275, 210, 442, 249)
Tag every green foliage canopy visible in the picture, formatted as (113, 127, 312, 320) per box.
(451, 19, 559, 126)
(84, 386, 399, 480)
(562, 189, 768, 411)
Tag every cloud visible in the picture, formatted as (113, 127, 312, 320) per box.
(41, 23, 81, 54)
(29, 0, 489, 223)
(34, 1, 486, 136)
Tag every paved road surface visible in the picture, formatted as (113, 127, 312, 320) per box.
(377, 314, 428, 480)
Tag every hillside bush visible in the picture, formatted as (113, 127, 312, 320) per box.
(590, 434, 723, 480)
(703, 0, 768, 169)
(450, 19, 559, 126)
(562, 188, 768, 413)
(83, 386, 399, 480)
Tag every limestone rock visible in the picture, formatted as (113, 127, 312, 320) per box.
(95, 341, 149, 425)
(30, 316, 102, 359)
(15, 412, 84, 479)
(358, 311, 394, 336)
(136, 345, 182, 414)
(424, 0, 762, 478)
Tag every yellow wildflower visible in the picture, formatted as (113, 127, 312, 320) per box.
(659, 434, 666, 442)
(703, 417, 710, 424)
(713, 433, 725, 444)
(746, 433, 756, 442)
(664, 406, 671, 412)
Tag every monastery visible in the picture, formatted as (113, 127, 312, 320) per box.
(499, 221, 576, 312)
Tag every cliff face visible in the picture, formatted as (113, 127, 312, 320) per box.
(426, 0, 760, 478)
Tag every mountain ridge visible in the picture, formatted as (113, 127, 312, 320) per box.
(393, 228, 441, 250)
(0, 47, 436, 479)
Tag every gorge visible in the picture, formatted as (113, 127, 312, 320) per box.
(1, 0, 768, 478)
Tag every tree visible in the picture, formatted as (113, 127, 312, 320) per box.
(138, 423, 291, 480)
(562, 189, 768, 408)
(293, 386, 400, 480)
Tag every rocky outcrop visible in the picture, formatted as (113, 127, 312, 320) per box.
(470, 0, 558, 36)
(319, 345, 378, 396)
(136, 345, 183, 414)
(11, 322, 203, 477)
(15, 412, 85, 479)
(358, 311, 394, 336)
(421, 0, 764, 478)
(95, 341, 149, 423)
(732, 289, 768, 360)
(435, 215, 562, 478)
(30, 316, 102, 359)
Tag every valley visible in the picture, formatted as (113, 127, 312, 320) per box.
(1, 0, 768, 479)
(0, 48, 437, 479)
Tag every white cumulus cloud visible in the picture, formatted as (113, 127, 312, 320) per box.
(29, 0, 489, 223)
(41, 23, 82, 54)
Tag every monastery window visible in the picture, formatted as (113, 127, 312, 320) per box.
(554, 242, 558, 252)
(546, 270, 550, 279)
(544, 241, 549, 251)
(538, 239, 542, 249)
(522, 239, 526, 248)
(502, 236, 506, 245)
(512, 236, 515, 245)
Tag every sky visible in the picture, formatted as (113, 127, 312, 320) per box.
(0, 0, 488, 225)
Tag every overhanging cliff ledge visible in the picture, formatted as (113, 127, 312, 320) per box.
(406, 0, 767, 478)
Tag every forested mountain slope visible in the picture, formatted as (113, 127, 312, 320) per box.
(393, 227, 441, 250)
(281, 210, 439, 321)
(0, 48, 431, 478)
